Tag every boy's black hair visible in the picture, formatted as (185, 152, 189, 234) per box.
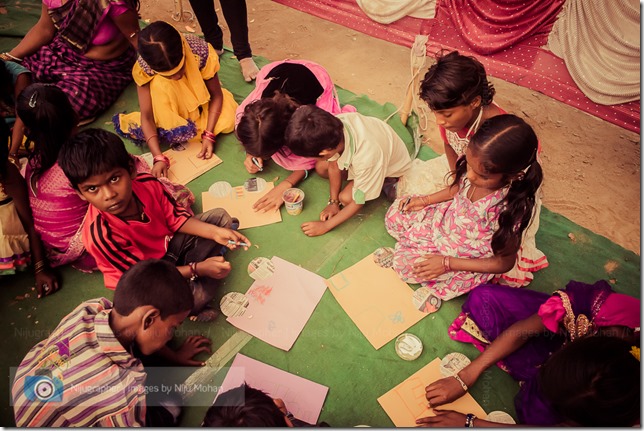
(420, 50, 495, 111)
(284, 105, 344, 158)
(236, 93, 299, 159)
(17, 83, 77, 177)
(113, 259, 193, 319)
(202, 383, 288, 427)
(540, 336, 640, 426)
(138, 21, 184, 73)
(58, 128, 134, 189)
(452, 114, 542, 256)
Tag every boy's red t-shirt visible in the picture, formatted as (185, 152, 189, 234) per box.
(82, 173, 192, 289)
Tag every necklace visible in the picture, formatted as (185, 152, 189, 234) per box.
(467, 184, 477, 202)
(445, 107, 484, 156)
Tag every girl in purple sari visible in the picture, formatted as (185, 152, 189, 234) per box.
(417, 280, 640, 426)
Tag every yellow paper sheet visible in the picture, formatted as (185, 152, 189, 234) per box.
(326, 253, 427, 349)
(378, 358, 487, 427)
(201, 182, 282, 229)
(164, 141, 223, 185)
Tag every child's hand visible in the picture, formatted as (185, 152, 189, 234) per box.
(425, 376, 466, 408)
(412, 255, 446, 280)
(151, 160, 168, 178)
(252, 186, 283, 213)
(199, 256, 232, 279)
(415, 410, 466, 427)
(399, 196, 427, 212)
(212, 227, 251, 250)
(35, 269, 60, 298)
(197, 139, 214, 159)
(173, 336, 212, 366)
(320, 203, 340, 221)
(301, 221, 330, 237)
(244, 154, 263, 173)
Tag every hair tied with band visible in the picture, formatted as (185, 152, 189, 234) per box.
(29, 91, 38, 108)
(630, 346, 640, 361)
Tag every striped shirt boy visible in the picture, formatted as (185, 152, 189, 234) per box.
(12, 298, 147, 426)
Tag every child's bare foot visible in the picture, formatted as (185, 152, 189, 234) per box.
(189, 306, 219, 322)
(239, 57, 259, 82)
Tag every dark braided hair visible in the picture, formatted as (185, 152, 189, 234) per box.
(17, 83, 77, 178)
(236, 92, 300, 159)
(451, 114, 542, 256)
(138, 21, 183, 73)
(420, 50, 495, 111)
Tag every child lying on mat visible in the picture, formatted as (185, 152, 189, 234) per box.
(235, 60, 355, 212)
(12, 260, 211, 427)
(284, 107, 412, 236)
(58, 128, 250, 321)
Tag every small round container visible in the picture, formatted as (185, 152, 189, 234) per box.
(282, 188, 305, 215)
(395, 333, 423, 361)
(486, 411, 516, 424)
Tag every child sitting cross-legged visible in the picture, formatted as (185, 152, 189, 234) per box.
(12, 259, 212, 427)
(284, 107, 412, 237)
(58, 128, 250, 321)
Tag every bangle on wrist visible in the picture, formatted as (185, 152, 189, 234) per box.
(201, 130, 216, 143)
(442, 255, 451, 272)
(282, 179, 293, 188)
(453, 373, 468, 392)
(34, 260, 47, 274)
(465, 413, 476, 427)
(328, 198, 340, 206)
(153, 154, 170, 167)
(189, 262, 199, 281)
(1, 52, 23, 62)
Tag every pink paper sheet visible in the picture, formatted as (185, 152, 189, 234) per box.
(326, 253, 427, 349)
(216, 353, 329, 424)
(226, 257, 327, 351)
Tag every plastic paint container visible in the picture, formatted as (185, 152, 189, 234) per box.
(395, 333, 423, 361)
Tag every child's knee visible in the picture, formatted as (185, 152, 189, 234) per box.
(339, 188, 353, 206)
(315, 160, 329, 178)
(197, 208, 233, 228)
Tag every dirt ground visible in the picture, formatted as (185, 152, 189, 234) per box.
(139, 0, 640, 255)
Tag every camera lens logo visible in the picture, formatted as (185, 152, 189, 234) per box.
(25, 370, 63, 403)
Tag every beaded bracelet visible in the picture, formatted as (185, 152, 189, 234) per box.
(189, 262, 199, 281)
(153, 154, 170, 166)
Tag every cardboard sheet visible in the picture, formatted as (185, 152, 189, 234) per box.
(164, 141, 223, 185)
(216, 353, 329, 424)
(226, 257, 327, 351)
(378, 358, 487, 427)
(201, 182, 282, 229)
(326, 253, 427, 349)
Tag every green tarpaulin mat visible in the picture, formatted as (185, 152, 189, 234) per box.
(1, 3, 640, 426)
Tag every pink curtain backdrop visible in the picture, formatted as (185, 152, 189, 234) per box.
(271, 0, 640, 133)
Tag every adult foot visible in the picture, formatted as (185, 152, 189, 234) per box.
(239, 57, 259, 82)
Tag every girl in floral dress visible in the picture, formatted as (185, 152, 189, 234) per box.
(385, 114, 542, 301)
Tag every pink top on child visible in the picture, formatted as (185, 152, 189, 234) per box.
(235, 59, 356, 171)
(44, 0, 131, 46)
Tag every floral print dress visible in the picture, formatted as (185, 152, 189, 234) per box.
(385, 177, 508, 300)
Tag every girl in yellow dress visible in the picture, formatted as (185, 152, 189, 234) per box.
(114, 21, 238, 178)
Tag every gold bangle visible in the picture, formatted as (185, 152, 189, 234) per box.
(145, 134, 158, 145)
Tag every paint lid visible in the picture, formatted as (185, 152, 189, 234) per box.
(439, 352, 471, 377)
(220, 292, 249, 318)
(486, 411, 516, 424)
(395, 333, 423, 361)
(412, 287, 442, 313)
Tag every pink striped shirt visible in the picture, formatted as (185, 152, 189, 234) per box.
(12, 298, 147, 426)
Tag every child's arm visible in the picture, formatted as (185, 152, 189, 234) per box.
(9, 72, 31, 156)
(424, 314, 546, 408)
(178, 217, 251, 250)
(111, 9, 141, 49)
(320, 159, 343, 221)
(302, 201, 363, 237)
(3, 162, 59, 297)
(199, 75, 225, 159)
(412, 253, 516, 281)
(416, 410, 517, 427)
(156, 335, 212, 366)
(444, 141, 459, 172)
(253, 170, 306, 212)
(137, 84, 168, 178)
(399, 184, 458, 212)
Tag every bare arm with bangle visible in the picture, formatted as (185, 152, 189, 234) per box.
(398, 184, 458, 212)
(198, 75, 225, 159)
